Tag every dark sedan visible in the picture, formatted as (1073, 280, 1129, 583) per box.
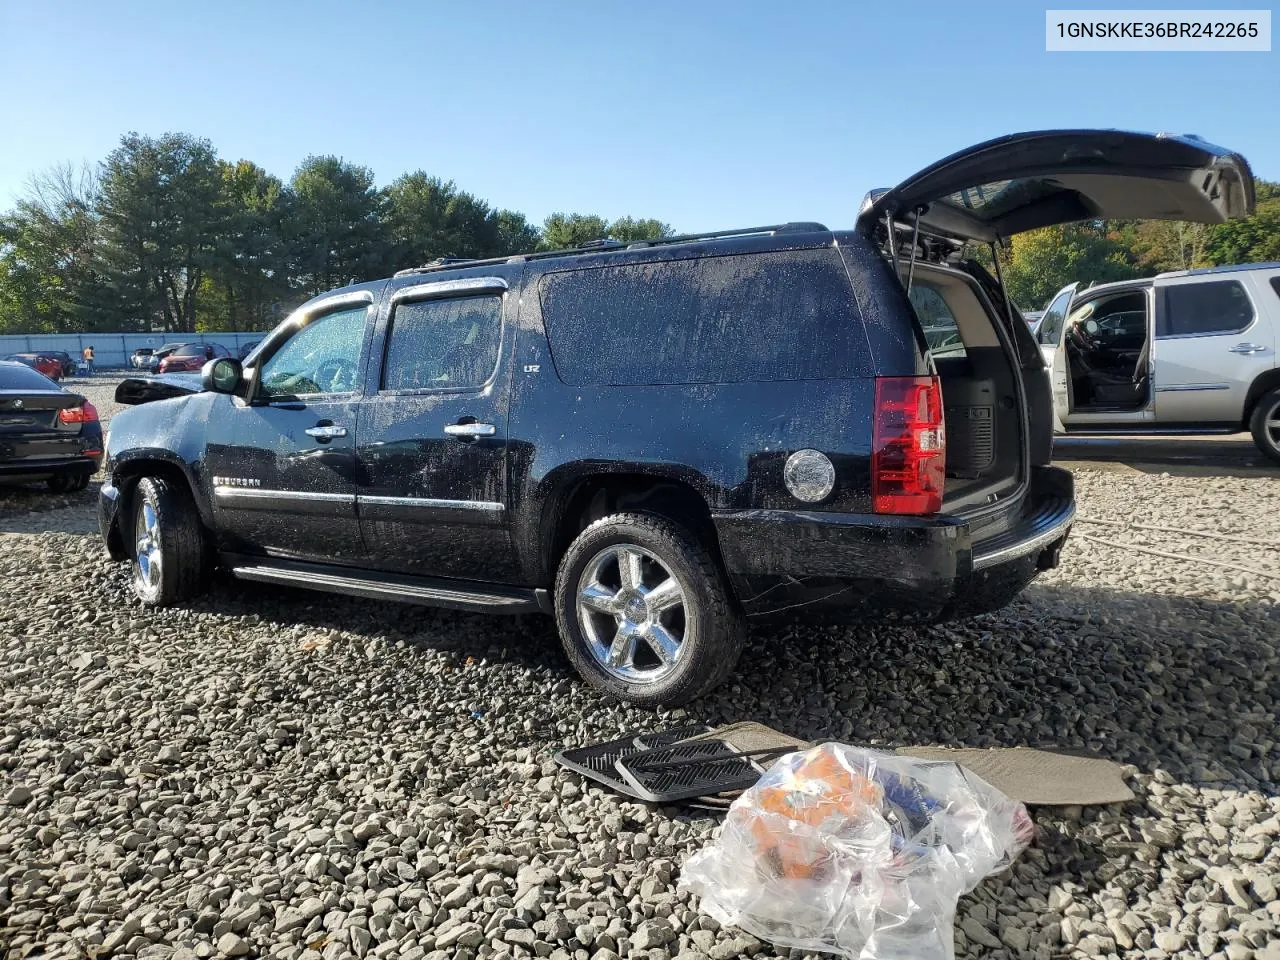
(0, 360, 102, 491)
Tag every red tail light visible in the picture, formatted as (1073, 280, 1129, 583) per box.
(58, 401, 99, 424)
(872, 376, 946, 515)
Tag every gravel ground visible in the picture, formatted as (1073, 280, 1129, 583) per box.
(1, 467, 1278, 960)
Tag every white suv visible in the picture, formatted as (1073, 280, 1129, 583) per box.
(1037, 262, 1280, 462)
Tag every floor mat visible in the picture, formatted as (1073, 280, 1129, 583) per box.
(683, 720, 810, 754)
(554, 726, 711, 799)
(651, 721, 811, 806)
(894, 746, 1135, 806)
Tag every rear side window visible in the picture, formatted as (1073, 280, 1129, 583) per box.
(538, 249, 868, 385)
(0, 362, 57, 390)
(909, 285, 966, 359)
(1270, 276, 1280, 302)
(383, 295, 502, 391)
(1158, 280, 1254, 338)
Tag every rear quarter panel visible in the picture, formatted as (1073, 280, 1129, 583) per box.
(505, 269, 877, 584)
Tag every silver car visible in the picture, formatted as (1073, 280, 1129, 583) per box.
(1036, 262, 1280, 462)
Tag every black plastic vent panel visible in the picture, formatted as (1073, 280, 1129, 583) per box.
(945, 403, 995, 478)
(615, 739, 771, 803)
(553, 726, 709, 798)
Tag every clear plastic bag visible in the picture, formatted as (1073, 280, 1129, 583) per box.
(679, 743, 1034, 960)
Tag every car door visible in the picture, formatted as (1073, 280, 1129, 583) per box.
(355, 276, 519, 583)
(204, 289, 377, 563)
(1152, 274, 1274, 424)
(1034, 283, 1078, 430)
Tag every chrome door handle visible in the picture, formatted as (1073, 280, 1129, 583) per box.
(304, 425, 348, 439)
(1229, 343, 1267, 355)
(444, 422, 496, 438)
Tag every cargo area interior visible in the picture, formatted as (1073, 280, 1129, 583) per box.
(908, 264, 1023, 512)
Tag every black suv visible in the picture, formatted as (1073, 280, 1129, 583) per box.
(99, 130, 1255, 706)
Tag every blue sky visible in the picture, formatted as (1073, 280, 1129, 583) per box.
(1, 1, 1276, 231)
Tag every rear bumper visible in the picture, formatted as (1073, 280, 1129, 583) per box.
(0, 454, 99, 480)
(713, 465, 1074, 621)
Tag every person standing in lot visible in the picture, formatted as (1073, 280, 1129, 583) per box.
(82, 345, 95, 374)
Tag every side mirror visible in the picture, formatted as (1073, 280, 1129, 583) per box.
(202, 357, 243, 395)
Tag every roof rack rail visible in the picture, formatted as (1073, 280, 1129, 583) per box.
(1155, 260, 1280, 280)
(393, 256, 477, 277)
(391, 222, 831, 276)
(578, 238, 625, 250)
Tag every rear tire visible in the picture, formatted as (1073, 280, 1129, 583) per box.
(1250, 387, 1280, 465)
(130, 476, 210, 605)
(554, 512, 744, 707)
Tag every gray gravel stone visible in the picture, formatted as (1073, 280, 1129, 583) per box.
(4, 785, 31, 805)
(0, 466, 1277, 960)
(217, 932, 251, 957)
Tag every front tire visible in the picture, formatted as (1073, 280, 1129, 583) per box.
(130, 476, 210, 605)
(554, 512, 744, 707)
(1250, 388, 1280, 465)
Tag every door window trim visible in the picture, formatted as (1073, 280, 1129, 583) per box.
(1036, 285, 1078, 346)
(376, 280, 509, 398)
(248, 291, 375, 405)
(1155, 278, 1257, 340)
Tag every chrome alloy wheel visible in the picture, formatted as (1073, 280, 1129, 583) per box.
(134, 499, 162, 593)
(576, 544, 689, 684)
(1265, 397, 1280, 451)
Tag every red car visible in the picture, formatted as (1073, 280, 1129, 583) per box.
(5, 353, 62, 381)
(157, 342, 230, 374)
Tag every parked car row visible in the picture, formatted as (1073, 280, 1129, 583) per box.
(129, 340, 261, 372)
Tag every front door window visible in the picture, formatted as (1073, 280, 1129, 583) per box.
(258, 305, 367, 399)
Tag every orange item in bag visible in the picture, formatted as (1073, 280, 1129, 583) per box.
(735, 747, 883, 880)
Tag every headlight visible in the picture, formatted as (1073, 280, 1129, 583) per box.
(784, 449, 835, 503)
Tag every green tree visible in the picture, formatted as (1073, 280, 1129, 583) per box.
(1120, 219, 1213, 273)
(0, 164, 102, 333)
(96, 132, 225, 332)
(284, 156, 386, 297)
(383, 173, 494, 267)
(490, 210, 540, 256)
(538, 213, 672, 250)
(199, 160, 290, 331)
(539, 213, 609, 250)
(605, 216, 673, 243)
(1003, 223, 1140, 309)
(1205, 180, 1280, 266)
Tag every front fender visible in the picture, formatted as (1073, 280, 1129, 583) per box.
(105, 392, 219, 528)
